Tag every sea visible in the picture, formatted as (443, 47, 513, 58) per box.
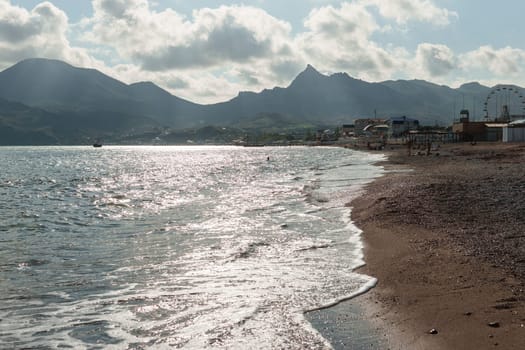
(0, 145, 385, 349)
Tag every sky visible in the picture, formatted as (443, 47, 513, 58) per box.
(2, 0, 525, 104)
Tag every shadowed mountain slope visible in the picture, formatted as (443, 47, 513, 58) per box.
(0, 58, 503, 144)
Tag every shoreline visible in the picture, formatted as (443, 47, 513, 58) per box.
(350, 142, 525, 349)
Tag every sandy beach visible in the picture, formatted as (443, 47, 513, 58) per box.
(351, 142, 525, 349)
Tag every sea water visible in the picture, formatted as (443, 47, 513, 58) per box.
(0, 146, 384, 349)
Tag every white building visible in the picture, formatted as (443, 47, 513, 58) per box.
(503, 119, 525, 142)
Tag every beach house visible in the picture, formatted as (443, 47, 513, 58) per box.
(388, 116, 419, 137)
(503, 119, 525, 142)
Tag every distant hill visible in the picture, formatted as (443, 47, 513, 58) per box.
(0, 58, 515, 145)
(0, 58, 201, 128)
(208, 65, 494, 126)
(0, 97, 62, 145)
(0, 95, 163, 145)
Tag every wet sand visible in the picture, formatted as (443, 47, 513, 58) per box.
(352, 142, 525, 349)
(307, 301, 385, 349)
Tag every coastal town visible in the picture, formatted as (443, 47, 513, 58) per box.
(327, 86, 525, 148)
(234, 85, 525, 150)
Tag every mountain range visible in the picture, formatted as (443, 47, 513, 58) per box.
(0, 58, 513, 145)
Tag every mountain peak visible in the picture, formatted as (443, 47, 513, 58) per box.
(302, 64, 323, 77)
(305, 63, 317, 71)
(459, 81, 483, 89)
(458, 81, 489, 94)
(288, 64, 326, 88)
(5, 57, 74, 73)
(16, 57, 68, 66)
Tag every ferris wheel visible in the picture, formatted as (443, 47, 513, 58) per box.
(483, 85, 525, 121)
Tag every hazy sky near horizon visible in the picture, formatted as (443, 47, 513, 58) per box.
(3, 0, 525, 103)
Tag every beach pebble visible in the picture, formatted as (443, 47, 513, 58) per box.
(488, 322, 500, 328)
(429, 328, 438, 335)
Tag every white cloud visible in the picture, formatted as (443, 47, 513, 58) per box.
(415, 43, 456, 77)
(293, 0, 459, 81)
(303, 2, 378, 38)
(87, 0, 188, 61)
(365, 0, 458, 26)
(0, 0, 40, 42)
(109, 63, 259, 104)
(296, 2, 403, 80)
(0, 1, 100, 69)
(81, 1, 306, 102)
(460, 45, 525, 76)
(87, 1, 294, 71)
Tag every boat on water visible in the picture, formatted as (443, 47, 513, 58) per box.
(93, 140, 103, 148)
